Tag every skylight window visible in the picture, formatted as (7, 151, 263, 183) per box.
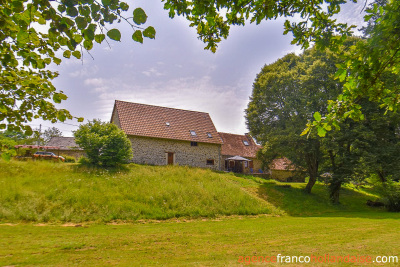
(190, 130, 196, 136)
(243, 140, 250, 146)
(207, 133, 212, 138)
(166, 122, 170, 126)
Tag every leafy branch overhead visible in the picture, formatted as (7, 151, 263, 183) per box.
(161, 0, 400, 135)
(0, 0, 155, 134)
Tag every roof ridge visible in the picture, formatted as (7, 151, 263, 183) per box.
(115, 100, 211, 115)
(218, 132, 249, 136)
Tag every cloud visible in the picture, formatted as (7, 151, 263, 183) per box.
(142, 67, 165, 77)
(88, 74, 249, 134)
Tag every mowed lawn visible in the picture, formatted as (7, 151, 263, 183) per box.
(1, 216, 400, 266)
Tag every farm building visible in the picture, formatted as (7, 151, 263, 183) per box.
(110, 100, 223, 170)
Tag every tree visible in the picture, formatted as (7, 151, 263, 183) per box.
(43, 127, 63, 143)
(74, 119, 132, 167)
(1, 0, 155, 135)
(247, 43, 400, 203)
(163, 0, 400, 131)
(246, 46, 344, 194)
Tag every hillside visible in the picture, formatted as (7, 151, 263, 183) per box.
(0, 160, 281, 222)
(0, 160, 393, 223)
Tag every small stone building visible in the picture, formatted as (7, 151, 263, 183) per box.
(218, 132, 263, 173)
(269, 157, 306, 182)
(110, 100, 223, 170)
(46, 137, 84, 158)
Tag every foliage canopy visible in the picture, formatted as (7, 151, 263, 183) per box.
(0, 0, 155, 134)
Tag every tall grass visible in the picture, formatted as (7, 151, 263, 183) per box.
(0, 160, 279, 222)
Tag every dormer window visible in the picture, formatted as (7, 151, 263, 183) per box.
(190, 130, 196, 136)
(207, 132, 212, 138)
(243, 140, 249, 146)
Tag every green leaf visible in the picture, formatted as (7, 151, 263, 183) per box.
(63, 50, 71, 58)
(53, 93, 67, 104)
(53, 57, 62, 65)
(12, 1, 24, 13)
(313, 112, 322, 122)
(17, 31, 29, 45)
(75, 17, 88, 30)
(133, 8, 147, 25)
(77, 117, 84, 122)
(83, 40, 93, 50)
(102, 0, 111, 6)
(66, 7, 78, 17)
(73, 34, 83, 43)
(143, 26, 156, 39)
(107, 29, 121, 41)
(72, 51, 81, 59)
(94, 34, 105, 44)
(317, 126, 327, 137)
(83, 28, 95, 41)
(58, 5, 66, 13)
(132, 30, 143, 43)
(120, 2, 129, 11)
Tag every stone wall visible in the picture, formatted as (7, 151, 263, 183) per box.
(270, 170, 306, 182)
(128, 135, 222, 170)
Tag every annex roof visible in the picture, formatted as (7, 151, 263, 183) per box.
(111, 100, 222, 144)
(270, 157, 296, 171)
(46, 137, 82, 150)
(218, 132, 260, 158)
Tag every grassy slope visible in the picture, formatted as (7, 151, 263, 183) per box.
(0, 160, 280, 222)
(1, 161, 400, 266)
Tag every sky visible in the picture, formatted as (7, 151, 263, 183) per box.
(29, 0, 368, 137)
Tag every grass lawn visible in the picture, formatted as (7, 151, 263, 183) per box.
(1, 160, 399, 265)
(1, 216, 399, 266)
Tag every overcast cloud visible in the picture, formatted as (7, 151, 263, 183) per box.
(29, 0, 368, 137)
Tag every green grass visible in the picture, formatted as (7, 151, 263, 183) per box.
(1, 160, 400, 266)
(1, 216, 399, 266)
(0, 160, 280, 222)
(257, 179, 391, 217)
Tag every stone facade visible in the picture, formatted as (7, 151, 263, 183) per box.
(270, 170, 306, 182)
(129, 135, 222, 170)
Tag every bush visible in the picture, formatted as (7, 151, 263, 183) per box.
(74, 120, 132, 167)
(376, 179, 400, 212)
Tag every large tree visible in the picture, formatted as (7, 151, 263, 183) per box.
(247, 46, 344, 194)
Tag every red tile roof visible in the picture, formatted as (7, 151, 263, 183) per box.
(218, 132, 261, 158)
(112, 100, 222, 144)
(270, 157, 296, 171)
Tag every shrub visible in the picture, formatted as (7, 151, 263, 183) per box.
(74, 120, 132, 167)
(376, 179, 400, 212)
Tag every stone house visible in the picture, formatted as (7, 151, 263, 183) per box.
(46, 137, 85, 158)
(218, 132, 263, 173)
(268, 157, 306, 182)
(110, 100, 223, 170)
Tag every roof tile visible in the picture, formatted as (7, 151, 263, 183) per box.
(113, 100, 222, 144)
(219, 132, 260, 158)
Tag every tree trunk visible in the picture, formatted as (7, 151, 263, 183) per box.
(305, 171, 317, 194)
(304, 147, 319, 194)
(329, 180, 342, 204)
